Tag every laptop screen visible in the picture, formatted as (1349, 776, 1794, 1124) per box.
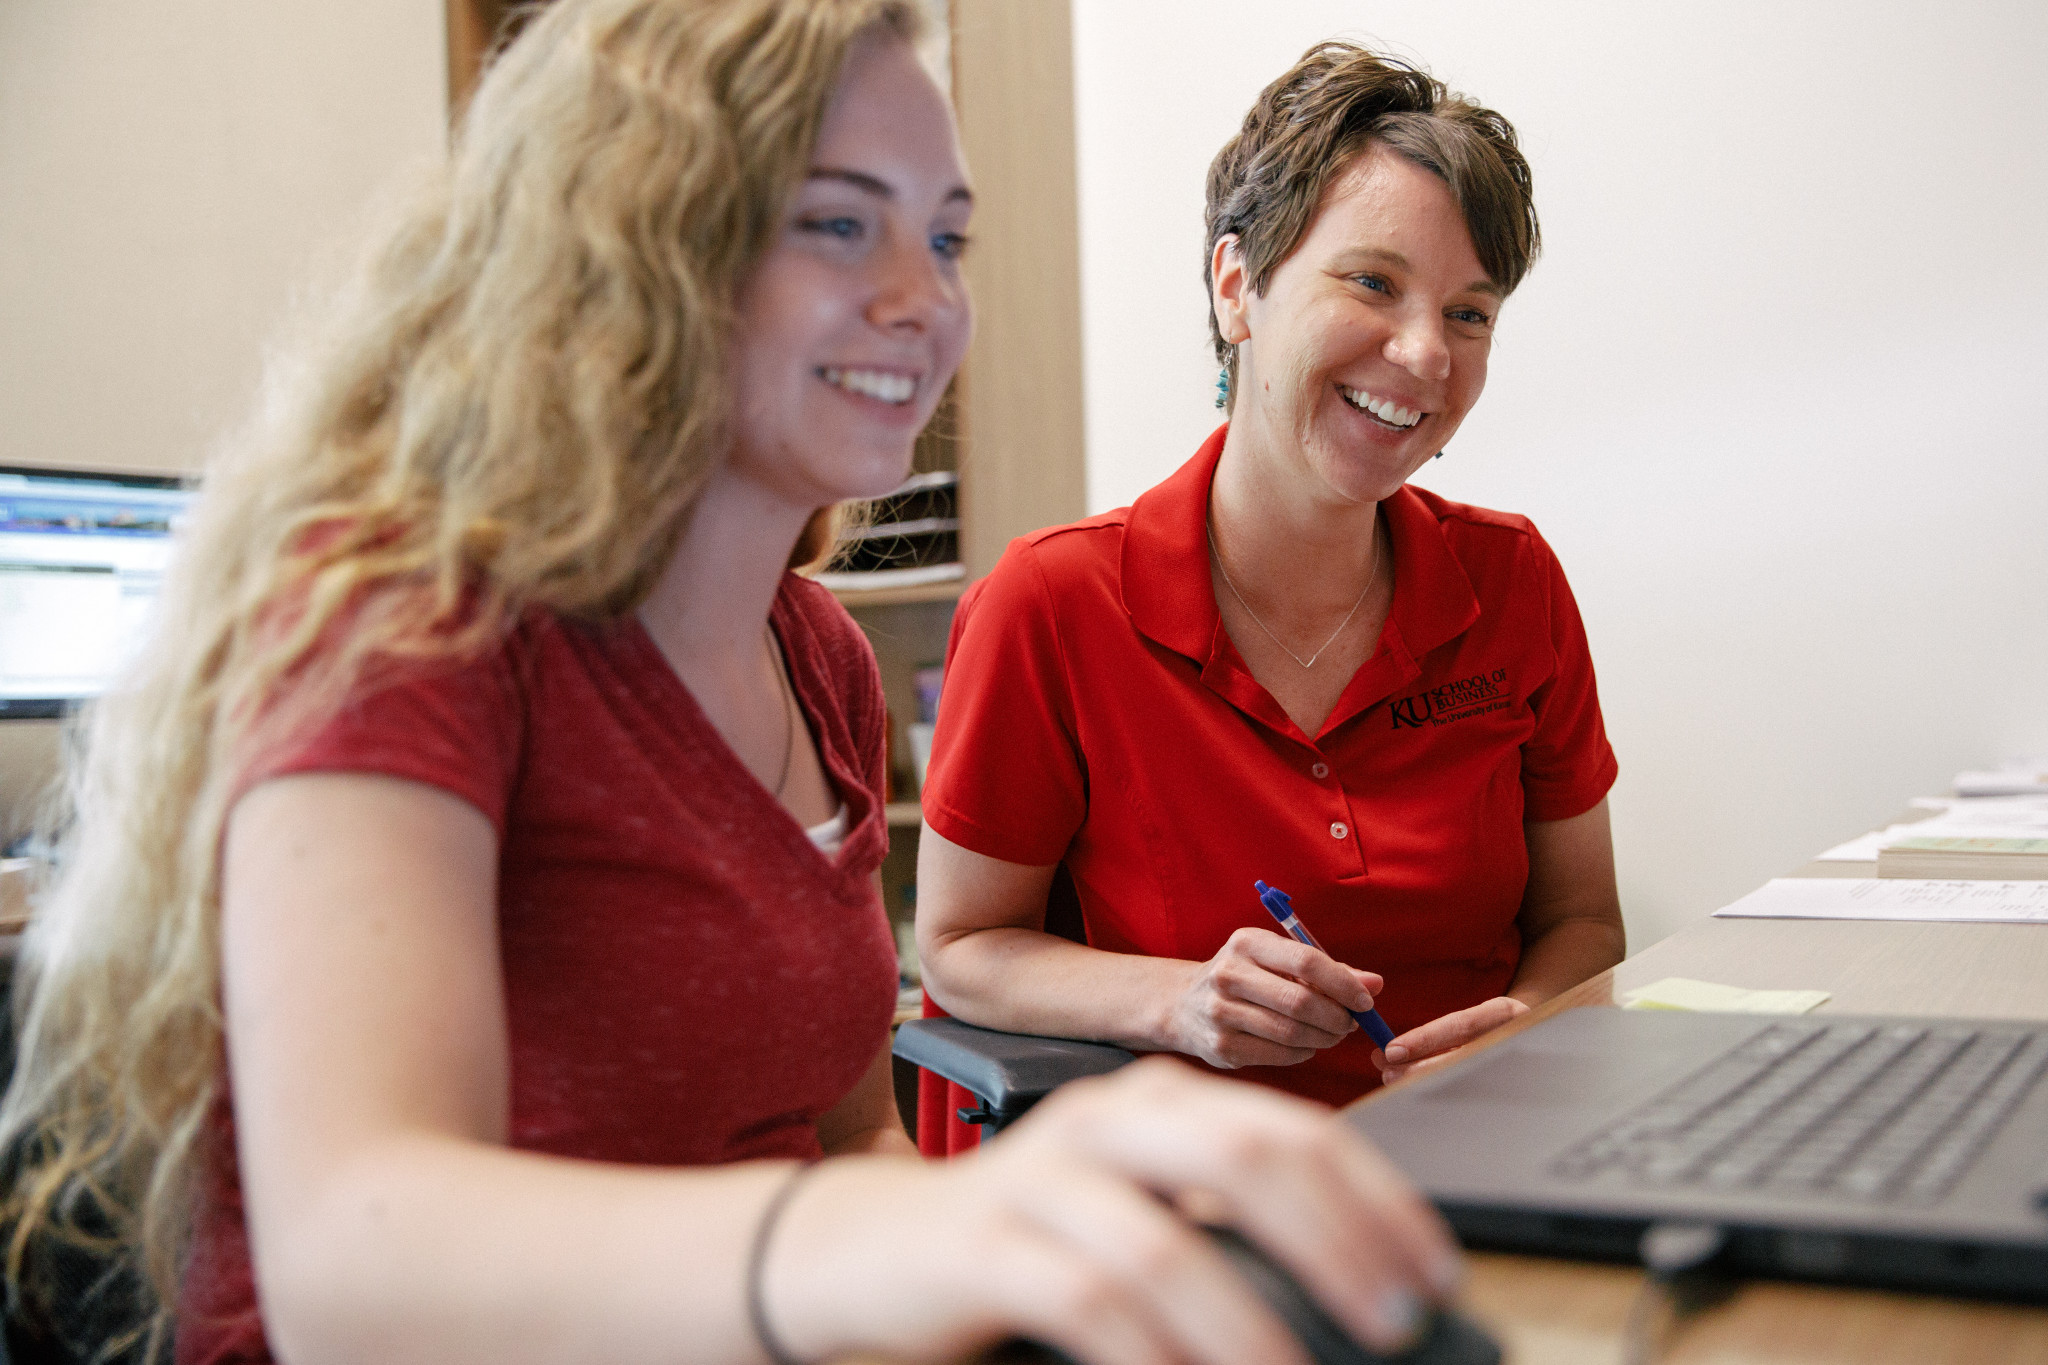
(0, 465, 195, 719)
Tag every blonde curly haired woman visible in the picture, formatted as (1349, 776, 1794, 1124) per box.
(0, 2, 1458, 1363)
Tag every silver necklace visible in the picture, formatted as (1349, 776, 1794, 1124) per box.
(765, 627, 797, 797)
(1207, 520, 1381, 670)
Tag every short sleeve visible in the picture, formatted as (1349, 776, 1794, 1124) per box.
(921, 546, 1087, 866)
(234, 639, 527, 838)
(1518, 530, 1618, 822)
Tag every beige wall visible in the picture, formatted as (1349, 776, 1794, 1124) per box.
(0, 1, 447, 838)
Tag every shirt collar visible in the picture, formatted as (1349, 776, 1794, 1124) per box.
(1120, 424, 1230, 660)
(1379, 476, 1482, 667)
(1120, 424, 1482, 725)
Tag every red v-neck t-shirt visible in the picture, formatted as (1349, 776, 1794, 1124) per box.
(922, 426, 1616, 1115)
(176, 575, 898, 1365)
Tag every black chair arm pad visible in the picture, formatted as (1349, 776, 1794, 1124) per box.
(893, 1018, 1135, 1123)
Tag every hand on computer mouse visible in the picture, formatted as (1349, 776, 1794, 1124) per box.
(1199, 1227, 1501, 1365)
(990, 1227, 1500, 1365)
(760, 1057, 1462, 1365)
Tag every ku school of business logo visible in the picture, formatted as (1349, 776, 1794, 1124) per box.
(1390, 668, 1513, 729)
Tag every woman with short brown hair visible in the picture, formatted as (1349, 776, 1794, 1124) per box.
(919, 42, 1623, 1146)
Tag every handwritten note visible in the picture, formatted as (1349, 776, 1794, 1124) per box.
(1716, 879, 2048, 924)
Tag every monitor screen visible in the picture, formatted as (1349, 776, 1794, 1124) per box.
(0, 465, 195, 719)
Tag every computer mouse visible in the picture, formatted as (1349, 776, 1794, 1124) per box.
(985, 1225, 1502, 1365)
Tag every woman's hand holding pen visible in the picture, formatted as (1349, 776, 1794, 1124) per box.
(1162, 927, 1385, 1069)
(1373, 996, 1530, 1084)
(762, 1057, 1462, 1365)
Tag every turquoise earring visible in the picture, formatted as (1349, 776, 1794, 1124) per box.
(1214, 366, 1230, 410)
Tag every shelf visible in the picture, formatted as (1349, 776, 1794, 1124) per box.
(829, 578, 966, 609)
(884, 801, 923, 828)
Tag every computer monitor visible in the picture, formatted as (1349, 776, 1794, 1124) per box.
(0, 464, 195, 720)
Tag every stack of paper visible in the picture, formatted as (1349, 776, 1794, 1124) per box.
(1876, 836, 2048, 879)
(1812, 794, 2048, 863)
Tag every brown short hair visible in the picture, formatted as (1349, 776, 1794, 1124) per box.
(1204, 42, 1540, 386)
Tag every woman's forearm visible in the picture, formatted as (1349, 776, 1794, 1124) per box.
(1505, 916, 1625, 1008)
(912, 829, 1376, 1069)
(264, 1070, 1464, 1365)
(1510, 803, 1625, 1009)
(258, 1136, 809, 1365)
(922, 925, 1197, 1052)
(915, 827, 1196, 1050)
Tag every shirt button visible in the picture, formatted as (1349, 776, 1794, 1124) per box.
(1311, 762, 1330, 779)
(1330, 821, 1349, 839)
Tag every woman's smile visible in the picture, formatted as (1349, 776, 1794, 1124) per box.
(1337, 383, 1427, 430)
(817, 365, 922, 407)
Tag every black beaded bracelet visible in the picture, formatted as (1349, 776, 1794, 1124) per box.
(746, 1160, 824, 1365)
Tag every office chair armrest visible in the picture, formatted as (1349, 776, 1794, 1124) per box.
(893, 1018, 1135, 1129)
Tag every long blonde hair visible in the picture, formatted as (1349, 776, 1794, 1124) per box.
(0, 0, 918, 1343)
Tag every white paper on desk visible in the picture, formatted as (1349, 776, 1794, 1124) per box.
(1715, 878, 2048, 924)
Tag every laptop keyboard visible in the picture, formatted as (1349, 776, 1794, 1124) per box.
(1551, 1022, 2048, 1203)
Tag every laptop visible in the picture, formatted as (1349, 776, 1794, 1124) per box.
(1343, 1007, 2048, 1300)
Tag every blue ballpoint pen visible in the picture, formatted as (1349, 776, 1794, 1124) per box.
(1254, 879, 1397, 1049)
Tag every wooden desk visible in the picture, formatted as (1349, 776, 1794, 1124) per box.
(1396, 880, 2048, 1363)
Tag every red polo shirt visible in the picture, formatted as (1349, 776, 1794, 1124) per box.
(919, 425, 1616, 1143)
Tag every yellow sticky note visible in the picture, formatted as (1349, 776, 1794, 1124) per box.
(1621, 977, 1831, 1015)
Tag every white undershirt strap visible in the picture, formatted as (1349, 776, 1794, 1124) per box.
(804, 802, 849, 859)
